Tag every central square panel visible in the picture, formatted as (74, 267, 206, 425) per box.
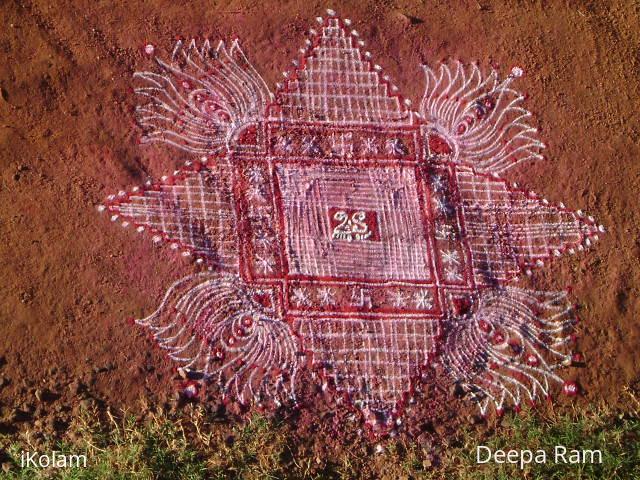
(276, 163, 432, 281)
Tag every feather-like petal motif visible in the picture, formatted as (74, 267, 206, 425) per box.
(440, 287, 577, 414)
(420, 61, 544, 174)
(135, 39, 272, 154)
(137, 273, 299, 406)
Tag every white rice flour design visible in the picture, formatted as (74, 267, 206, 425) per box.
(99, 10, 604, 434)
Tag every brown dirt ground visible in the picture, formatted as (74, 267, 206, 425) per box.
(0, 0, 639, 464)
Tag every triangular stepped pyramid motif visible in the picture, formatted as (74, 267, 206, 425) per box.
(276, 17, 410, 124)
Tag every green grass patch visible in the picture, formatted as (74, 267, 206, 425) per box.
(1, 396, 639, 479)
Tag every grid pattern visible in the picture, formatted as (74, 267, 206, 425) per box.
(279, 19, 407, 124)
(456, 169, 584, 283)
(277, 164, 432, 281)
(295, 316, 438, 414)
(109, 169, 238, 270)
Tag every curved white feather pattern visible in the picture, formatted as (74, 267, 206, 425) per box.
(134, 39, 273, 155)
(440, 287, 576, 415)
(136, 273, 299, 405)
(420, 61, 544, 174)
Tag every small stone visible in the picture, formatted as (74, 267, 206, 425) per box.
(466, 414, 484, 425)
(46, 416, 61, 432)
(393, 11, 424, 26)
(68, 380, 84, 395)
(1, 462, 11, 473)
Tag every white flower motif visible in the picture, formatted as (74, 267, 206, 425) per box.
(361, 137, 379, 155)
(254, 232, 272, 248)
(291, 287, 310, 307)
(255, 255, 274, 273)
(385, 138, 406, 156)
(434, 197, 450, 214)
(245, 166, 264, 183)
(390, 290, 407, 308)
(301, 136, 320, 155)
(441, 250, 460, 266)
(444, 267, 463, 282)
(276, 135, 293, 153)
(413, 290, 433, 309)
(431, 175, 445, 191)
(318, 287, 336, 306)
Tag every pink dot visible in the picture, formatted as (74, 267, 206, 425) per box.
(563, 381, 578, 396)
(144, 44, 155, 56)
(183, 382, 199, 399)
(511, 66, 524, 77)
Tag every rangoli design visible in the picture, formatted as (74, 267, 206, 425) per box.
(98, 10, 604, 434)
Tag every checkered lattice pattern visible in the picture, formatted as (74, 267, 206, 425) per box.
(106, 169, 238, 270)
(295, 316, 438, 413)
(279, 18, 408, 124)
(456, 169, 587, 283)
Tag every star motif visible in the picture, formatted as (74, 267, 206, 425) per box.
(385, 138, 407, 156)
(301, 135, 321, 156)
(276, 135, 293, 153)
(317, 287, 336, 306)
(444, 267, 463, 282)
(390, 290, 407, 308)
(413, 290, 433, 309)
(245, 166, 264, 183)
(361, 137, 379, 155)
(255, 255, 274, 273)
(291, 288, 310, 307)
(442, 250, 460, 266)
(254, 232, 272, 249)
(434, 197, 451, 215)
(431, 175, 445, 191)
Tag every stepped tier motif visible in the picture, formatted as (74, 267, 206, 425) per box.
(99, 10, 603, 434)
